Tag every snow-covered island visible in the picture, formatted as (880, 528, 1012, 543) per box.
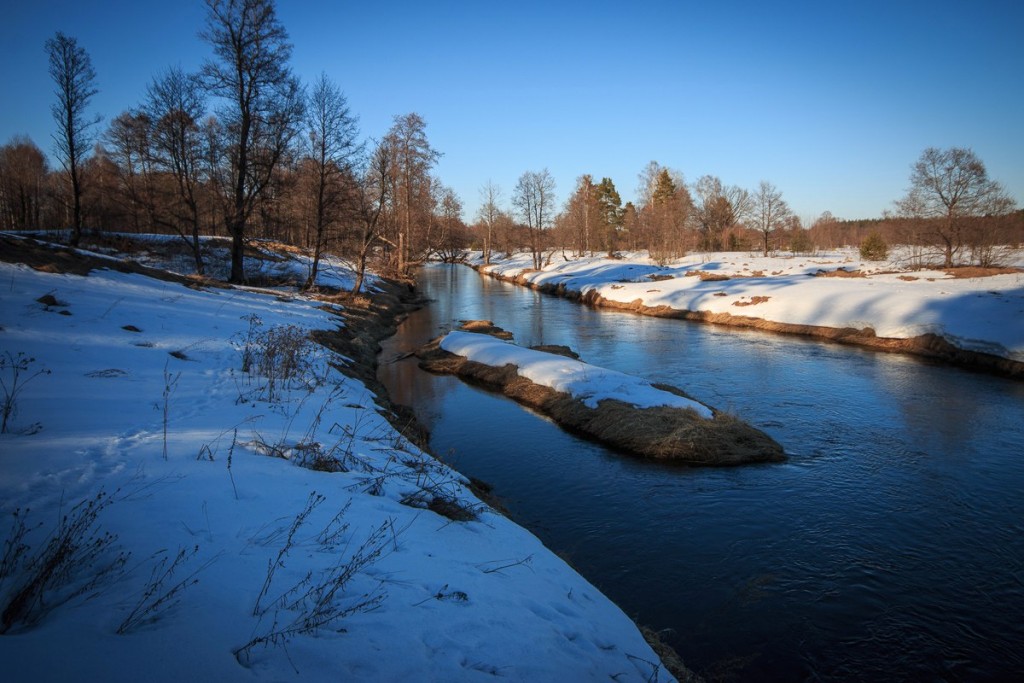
(417, 324, 784, 465)
(471, 249, 1024, 377)
(0, 235, 684, 682)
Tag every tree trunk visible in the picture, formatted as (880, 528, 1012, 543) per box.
(229, 221, 245, 283)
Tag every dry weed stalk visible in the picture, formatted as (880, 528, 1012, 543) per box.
(0, 490, 129, 633)
(236, 496, 399, 671)
(0, 351, 50, 434)
(117, 544, 212, 634)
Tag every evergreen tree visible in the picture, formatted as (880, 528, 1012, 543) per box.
(652, 169, 676, 205)
(595, 177, 622, 255)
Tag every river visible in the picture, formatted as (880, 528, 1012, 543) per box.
(378, 263, 1024, 681)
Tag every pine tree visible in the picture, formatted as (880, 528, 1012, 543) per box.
(595, 177, 623, 255)
(859, 230, 888, 261)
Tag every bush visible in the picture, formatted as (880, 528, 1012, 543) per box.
(860, 231, 888, 261)
(1, 491, 128, 633)
(236, 315, 322, 402)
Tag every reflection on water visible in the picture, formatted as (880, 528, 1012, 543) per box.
(378, 264, 1024, 681)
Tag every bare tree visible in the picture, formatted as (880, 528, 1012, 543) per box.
(692, 175, 752, 252)
(201, 0, 304, 283)
(0, 137, 49, 231)
(751, 180, 793, 256)
(895, 147, 1015, 267)
(45, 32, 99, 246)
(476, 180, 502, 264)
(434, 185, 465, 262)
(102, 110, 155, 233)
(145, 67, 209, 273)
(350, 138, 392, 294)
(563, 174, 599, 256)
(512, 169, 556, 269)
(383, 113, 440, 275)
(302, 73, 360, 290)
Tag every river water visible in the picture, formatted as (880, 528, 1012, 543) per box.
(378, 264, 1024, 681)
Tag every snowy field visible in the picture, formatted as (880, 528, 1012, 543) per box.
(0, 236, 676, 682)
(472, 248, 1024, 363)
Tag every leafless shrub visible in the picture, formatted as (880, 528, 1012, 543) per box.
(1, 351, 51, 434)
(0, 491, 129, 633)
(117, 545, 212, 634)
(236, 496, 398, 670)
(253, 492, 325, 617)
(235, 315, 324, 403)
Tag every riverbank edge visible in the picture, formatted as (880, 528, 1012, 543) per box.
(0, 237, 697, 682)
(471, 262, 1024, 380)
(314, 281, 701, 682)
(416, 324, 785, 466)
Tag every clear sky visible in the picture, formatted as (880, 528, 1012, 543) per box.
(2, 0, 1021, 224)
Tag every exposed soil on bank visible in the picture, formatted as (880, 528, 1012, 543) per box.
(416, 321, 785, 467)
(474, 264, 1024, 380)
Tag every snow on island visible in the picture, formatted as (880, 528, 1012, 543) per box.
(418, 322, 785, 466)
(0, 235, 682, 682)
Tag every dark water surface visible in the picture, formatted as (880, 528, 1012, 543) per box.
(378, 264, 1024, 681)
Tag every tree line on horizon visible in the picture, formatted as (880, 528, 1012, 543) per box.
(0, 0, 1020, 282)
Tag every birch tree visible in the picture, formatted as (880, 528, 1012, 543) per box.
(513, 169, 556, 270)
(477, 180, 502, 264)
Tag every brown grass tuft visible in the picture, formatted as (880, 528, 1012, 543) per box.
(944, 266, 1023, 278)
(814, 268, 864, 278)
(458, 320, 514, 339)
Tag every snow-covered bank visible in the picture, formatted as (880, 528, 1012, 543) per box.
(0, 237, 679, 682)
(441, 330, 713, 417)
(471, 249, 1024, 375)
(418, 325, 783, 465)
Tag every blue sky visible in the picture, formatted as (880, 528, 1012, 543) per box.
(2, 0, 1021, 223)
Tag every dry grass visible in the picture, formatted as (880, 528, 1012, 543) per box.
(733, 296, 771, 307)
(684, 270, 731, 281)
(814, 268, 864, 278)
(639, 626, 704, 683)
(458, 320, 513, 339)
(528, 344, 580, 359)
(944, 266, 1023, 278)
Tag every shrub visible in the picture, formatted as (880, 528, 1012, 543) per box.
(860, 231, 888, 261)
(1, 491, 128, 633)
(235, 315, 322, 402)
(0, 352, 50, 434)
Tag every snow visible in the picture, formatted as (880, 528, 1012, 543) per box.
(440, 330, 714, 419)
(0, 241, 676, 682)
(104, 233, 380, 293)
(473, 249, 1024, 362)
